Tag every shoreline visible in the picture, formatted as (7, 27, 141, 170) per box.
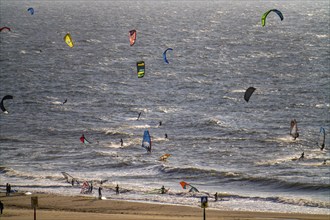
(0, 192, 329, 220)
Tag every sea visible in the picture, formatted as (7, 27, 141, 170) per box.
(0, 0, 329, 215)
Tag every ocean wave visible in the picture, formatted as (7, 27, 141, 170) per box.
(159, 165, 330, 192)
(217, 193, 330, 209)
(1, 166, 64, 182)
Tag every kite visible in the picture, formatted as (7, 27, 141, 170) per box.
(64, 33, 74, 48)
(137, 61, 145, 78)
(129, 30, 136, 46)
(1, 95, 13, 114)
(142, 130, 152, 152)
(180, 181, 199, 192)
(261, 9, 284, 27)
(27, 7, 34, 15)
(163, 48, 173, 64)
(0, 27, 11, 32)
(80, 134, 91, 144)
(290, 119, 299, 140)
(319, 127, 325, 150)
(244, 87, 256, 102)
(159, 154, 171, 161)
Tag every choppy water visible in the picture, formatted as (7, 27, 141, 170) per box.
(1, 0, 329, 215)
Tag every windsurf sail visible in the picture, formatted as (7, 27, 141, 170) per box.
(0, 27, 11, 32)
(61, 172, 79, 185)
(261, 9, 284, 27)
(64, 33, 74, 48)
(137, 61, 145, 78)
(290, 119, 299, 140)
(1, 95, 13, 114)
(180, 181, 199, 192)
(244, 87, 256, 102)
(142, 129, 152, 152)
(27, 7, 34, 15)
(160, 153, 171, 161)
(129, 29, 136, 46)
(80, 134, 91, 144)
(80, 181, 90, 194)
(319, 127, 325, 150)
(163, 48, 173, 64)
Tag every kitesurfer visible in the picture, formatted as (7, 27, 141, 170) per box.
(165, 133, 168, 139)
(63, 99, 67, 105)
(322, 160, 327, 165)
(120, 139, 123, 146)
(299, 152, 304, 160)
(214, 192, 218, 201)
(89, 182, 93, 193)
(159, 121, 162, 126)
(0, 200, 3, 214)
(5, 184, 9, 196)
(98, 187, 102, 199)
(71, 179, 74, 186)
(116, 184, 119, 194)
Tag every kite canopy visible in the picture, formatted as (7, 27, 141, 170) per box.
(244, 87, 256, 102)
(1, 95, 13, 114)
(64, 33, 74, 48)
(0, 27, 11, 32)
(137, 61, 145, 78)
(27, 7, 34, 15)
(261, 9, 284, 27)
(129, 30, 136, 46)
(290, 119, 299, 139)
(142, 130, 152, 152)
(163, 48, 173, 64)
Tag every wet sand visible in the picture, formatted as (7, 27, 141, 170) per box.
(0, 192, 328, 220)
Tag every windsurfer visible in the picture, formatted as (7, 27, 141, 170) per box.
(137, 112, 141, 120)
(161, 185, 166, 194)
(116, 184, 119, 194)
(120, 139, 123, 146)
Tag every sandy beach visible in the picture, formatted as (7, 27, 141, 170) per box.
(0, 192, 328, 220)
